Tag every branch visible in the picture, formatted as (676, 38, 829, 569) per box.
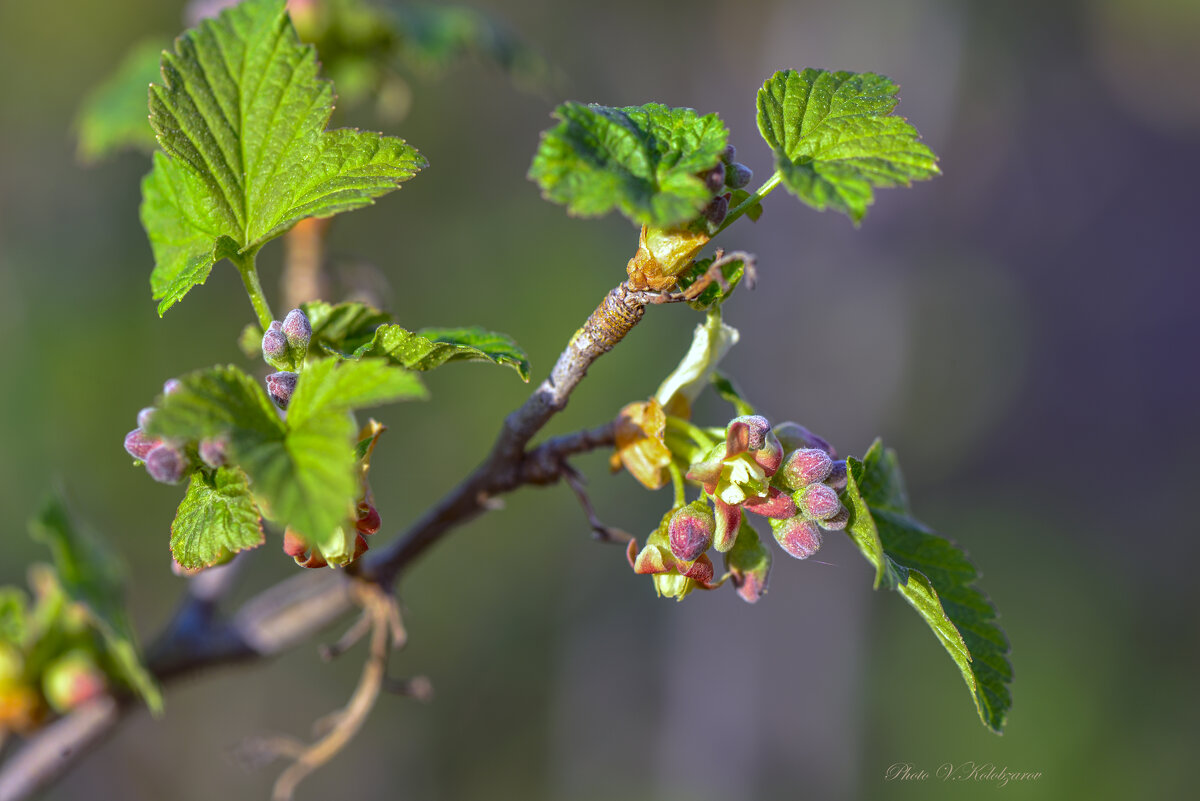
(0, 280, 650, 801)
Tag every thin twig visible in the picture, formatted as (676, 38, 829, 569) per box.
(561, 463, 633, 544)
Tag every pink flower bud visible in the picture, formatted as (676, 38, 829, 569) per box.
(743, 487, 798, 519)
(145, 444, 187, 484)
(198, 436, 228, 469)
(266, 371, 298, 409)
(668, 503, 715, 562)
(819, 506, 849, 530)
(262, 326, 289, 363)
(825, 460, 848, 491)
(162, 378, 183, 396)
(753, 431, 784, 476)
(42, 651, 106, 714)
(726, 415, 772, 456)
(124, 429, 160, 461)
(799, 483, 841, 520)
(712, 497, 742, 552)
(780, 448, 833, 490)
(773, 517, 823, 560)
(771, 422, 836, 457)
(136, 407, 156, 431)
(281, 308, 312, 351)
(356, 502, 381, 535)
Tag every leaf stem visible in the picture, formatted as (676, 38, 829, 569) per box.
(668, 461, 686, 508)
(714, 170, 782, 237)
(233, 250, 274, 331)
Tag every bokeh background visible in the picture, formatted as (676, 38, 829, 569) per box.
(1, 0, 1198, 798)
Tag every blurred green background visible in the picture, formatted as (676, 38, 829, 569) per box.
(2, 0, 1198, 798)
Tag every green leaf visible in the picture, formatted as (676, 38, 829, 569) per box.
(141, 0, 425, 314)
(29, 493, 162, 714)
(287, 358, 428, 428)
(75, 37, 165, 163)
(710, 371, 755, 416)
(145, 364, 285, 449)
(843, 441, 1012, 733)
(756, 68, 939, 223)
(346, 324, 531, 382)
(303, 300, 393, 355)
(529, 102, 728, 227)
(171, 468, 265, 570)
(0, 588, 28, 645)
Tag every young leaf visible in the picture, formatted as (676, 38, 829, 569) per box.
(756, 69, 939, 223)
(146, 365, 285, 449)
(75, 37, 165, 163)
(286, 358, 428, 429)
(677, 255, 746, 311)
(842, 441, 1012, 733)
(529, 102, 728, 227)
(346, 324, 532, 382)
(710, 371, 755, 417)
(303, 300, 393, 355)
(171, 468, 265, 570)
(141, 0, 426, 314)
(29, 493, 163, 714)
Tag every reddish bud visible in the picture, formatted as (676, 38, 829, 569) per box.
(198, 436, 228, 469)
(281, 308, 312, 351)
(712, 497, 742, 552)
(356, 502, 381, 535)
(145, 444, 187, 484)
(773, 517, 823, 560)
(725, 162, 753, 189)
(162, 378, 183, 396)
(753, 431, 784, 476)
(702, 161, 726, 193)
(780, 448, 833, 490)
(262, 326, 289, 364)
(136, 407, 156, 431)
(771, 421, 836, 457)
(668, 503, 716, 562)
(743, 487, 798, 519)
(124, 429, 160, 461)
(825, 460, 848, 491)
(702, 193, 730, 227)
(353, 532, 370, 560)
(266, 371, 298, 409)
(726, 415, 772, 456)
(42, 651, 106, 714)
(819, 506, 849, 530)
(679, 554, 715, 583)
(282, 529, 309, 557)
(799, 483, 841, 520)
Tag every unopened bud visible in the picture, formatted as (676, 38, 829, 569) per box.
(356, 502, 381, 535)
(198, 436, 228, 469)
(743, 487, 798, 519)
(725, 162, 753, 189)
(701, 161, 726, 194)
(799, 483, 841, 520)
(124, 429, 160, 461)
(725, 523, 772, 604)
(266, 371, 298, 410)
(702, 193, 730, 227)
(720, 144, 736, 164)
(819, 506, 849, 530)
(772, 517, 823, 560)
(261, 326, 289, 365)
(780, 448, 833, 490)
(825, 460, 848, 491)
(162, 378, 183, 396)
(771, 421, 836, 457)
(281, 308, 312, 353)
(726, 415, 772, 455)
(42, 650, 106, 713)
(145, 443, 187, 484)
(136, 407, 156, 431)
(668, 502, 716, 562)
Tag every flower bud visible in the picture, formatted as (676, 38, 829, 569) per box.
(162, 378, 183, 396)
(281, 308, 312, 353)
(145, 444, 188, 484)
(356, 502, 381, 535)
(772, 517, 823, 560)
(701, 161, 726, 193)
(261, 326, 289, 366)
(825, 460, 848, 491)
(725, 162, 753, 189)
(712, 497, 742, 552)
(819, 506, 849, 530)
(124, 429, 160, 461)
(136, 407, 156, 431)
(771, 421, 836, 457)
(720, 144, 736, 164)
(726, 415, 772, 455)
(42, 650, 106, 713)
(266, 371, 298, 410)
(198, 436, 228, 469)
(725, 523, 772, 603)
(668, 502, 716, 562)
(799, 483, 841, 520)
(743, 487, 798, 519)
(780, 448, 833, 490)
(702, 193, 730, 227)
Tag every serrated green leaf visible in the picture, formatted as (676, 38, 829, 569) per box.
(141, 0, 425, 314)
(843, 440, 1012, 733)
(29, 493, 162, 714)
(348, 324, 531, 381)
(303, 300, 393, 355)
(529, 102, 728, 227)
(756, 68, 939, 223)
(146, 364, 285, 449)
(75, 37, 165, 163)
(287, 358, 428, 428)
(171, 468, 265, 570)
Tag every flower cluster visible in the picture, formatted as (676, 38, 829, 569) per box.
(123, 378, 228, 485)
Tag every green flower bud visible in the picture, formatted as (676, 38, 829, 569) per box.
(42, 650, 106, 714)
(725, 522, 772, 603)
